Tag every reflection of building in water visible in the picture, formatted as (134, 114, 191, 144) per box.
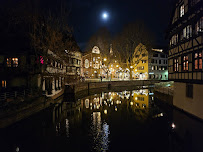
(81, 89, 151, 113)
(132, 89, 149, 108)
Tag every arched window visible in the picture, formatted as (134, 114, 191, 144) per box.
(85, 59, 89, 68)
(92, 46, 100, 54)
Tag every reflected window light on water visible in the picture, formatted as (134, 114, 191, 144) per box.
(115, 106, 118, 111)
(16, 147, 19, 152)
(56, 123, 61, 135)
(85, 99, 89, 108)
(66, 119, 69, 138)
(102, 122, 110, 150)
(104, 110, 108, 114)
(171, 123, 176, 129)
(91, 112, 110, 151)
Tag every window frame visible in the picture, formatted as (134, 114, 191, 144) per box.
(194, 52, 202, 71)
(182, 55, 189, 71)
(174, 58, 179, 72)
(180, 4, 184, 17)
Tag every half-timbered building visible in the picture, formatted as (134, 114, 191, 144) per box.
(167, 0, 203, 119)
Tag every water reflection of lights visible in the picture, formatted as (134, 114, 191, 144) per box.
(171, 123, 176, 129)
(56, 123, 61, 135)
(65, 119, 69, 137)
(149, 93, 154, 95)
(91, 112, 110, 151)
(85, 99, 89, 108)
(16, 147, 20, 152)
(115, 106, 118, 111)
(153, 113, 164, 118)
(132, 89, 148, 96)
(104, 110, 108, 114)
(130, 102, 133, 106)
(116, 100, 121, 104)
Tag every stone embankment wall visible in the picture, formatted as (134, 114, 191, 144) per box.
(65, 80, 164, 94)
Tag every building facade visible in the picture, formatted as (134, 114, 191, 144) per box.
(148, 49, 168, 80)
(65, 50, 82, 82)
(0, 48, 82, 100)
(132, 44, 168, 80)
(167, 0, 203, 119)
(82, 46, 102, 78)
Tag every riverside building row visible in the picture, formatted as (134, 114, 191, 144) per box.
(0, 49, 82, 100)
(82, 44, 168, 80)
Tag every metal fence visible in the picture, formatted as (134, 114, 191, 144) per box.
(0, 89, 32, 101)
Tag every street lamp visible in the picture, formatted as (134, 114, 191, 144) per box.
(104, 58, 107, 61)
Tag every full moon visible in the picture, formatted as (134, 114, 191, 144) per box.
(102, 12, 109, 20)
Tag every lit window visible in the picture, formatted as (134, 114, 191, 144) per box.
(155, 66, 158, 70)
(195, 17, 203, 34)
(180, 4, 184, 17)
(85, 59, 89, 68)
(170, 34, 178, 46)
(174, 59, 179, 72)
(142, 60, 147, 63)
(183, 56, 189, 71)
(12, 58, 18, 67)
(138, 66, 144, 70)
(2, 80, 6, 88)
(194, 52, 202, 70)
(7, 58, 12, 67)
(183, 25, 192, 39)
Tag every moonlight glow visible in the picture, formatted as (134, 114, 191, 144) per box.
(102, 12, 109, 20)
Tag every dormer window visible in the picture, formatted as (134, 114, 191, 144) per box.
(180, 4, 184, 17)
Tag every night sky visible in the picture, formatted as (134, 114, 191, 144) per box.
(67, 0, 175, 50)
(0, 0, 176, 51)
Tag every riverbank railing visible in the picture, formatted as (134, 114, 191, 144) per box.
(0, 89, 33, 102)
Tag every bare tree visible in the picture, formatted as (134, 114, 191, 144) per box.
(85, 27, 111, 56)
(113, 21, 154, 79)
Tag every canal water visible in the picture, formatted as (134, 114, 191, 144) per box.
(0, 88, 203, 152)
